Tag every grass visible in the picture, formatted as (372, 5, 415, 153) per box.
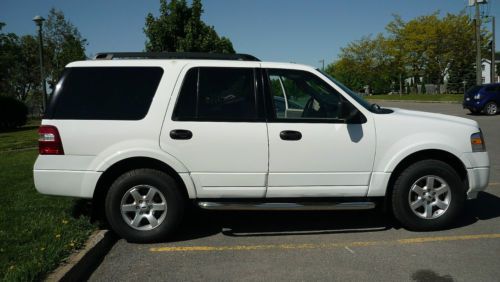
(0, 123, 96, 281)
(366, 93, 463, 103)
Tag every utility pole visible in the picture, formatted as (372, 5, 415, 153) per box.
(399, 73, 403, 97)
(319, 59, 325, 71)
(492, 16, 496, 83)
(33, 16, 47, 111)
(475, 0, 482, 85)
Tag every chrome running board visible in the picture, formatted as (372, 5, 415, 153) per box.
(197, 201, 376, 211)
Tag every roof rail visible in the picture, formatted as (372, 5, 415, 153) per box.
(94, 52, 260, 61)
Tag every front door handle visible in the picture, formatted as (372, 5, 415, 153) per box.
(170, 129, 192, 140)
(280, 130, 302, 141)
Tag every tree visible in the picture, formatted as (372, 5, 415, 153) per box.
(43, 8, 87, 91)
(0, 24, 38, 102)
(326, 34, 398, 94)
(144, 0, 235, 53)
(386, 12, 490, 93)
(12, 35, 39, 102)
(0, 22, 20, 96)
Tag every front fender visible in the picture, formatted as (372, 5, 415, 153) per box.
(375, 132, 471, 173)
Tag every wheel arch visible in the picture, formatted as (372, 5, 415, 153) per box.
(92, 156, 194, 220)
(383, 149, 468, 212)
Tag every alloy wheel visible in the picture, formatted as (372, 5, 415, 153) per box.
(408, 175, 451, 219)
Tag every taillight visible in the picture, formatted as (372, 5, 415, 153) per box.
(38, 125, 64, 155)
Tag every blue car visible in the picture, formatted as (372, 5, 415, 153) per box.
(463, 83, 500, 115)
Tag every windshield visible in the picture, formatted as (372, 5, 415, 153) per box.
(317, 69, 375, 112)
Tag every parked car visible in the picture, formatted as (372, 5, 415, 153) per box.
(34, 52, 490, 242)
(463, 83, 500, 115)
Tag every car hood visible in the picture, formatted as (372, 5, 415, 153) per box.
(386, 107, 478, 128)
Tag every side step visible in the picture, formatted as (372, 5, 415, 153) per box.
(197, 201, 376, 211)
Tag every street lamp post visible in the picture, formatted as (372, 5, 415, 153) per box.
(33, 15, 47, 112)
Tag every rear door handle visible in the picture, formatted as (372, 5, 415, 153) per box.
(170, 129, 192, 140)
(280, 130, 302, 141)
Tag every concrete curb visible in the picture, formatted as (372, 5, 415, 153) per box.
(46, 230, 117, 282)
(367, 99, 461, 104)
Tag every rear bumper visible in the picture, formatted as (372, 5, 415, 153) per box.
(34, 169, 101, 198)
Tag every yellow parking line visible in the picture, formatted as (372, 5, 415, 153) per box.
(150, 233, 500, 253)
(489, 182, 500, 186)
(398, 233, 500, 244)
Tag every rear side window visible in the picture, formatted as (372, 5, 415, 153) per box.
(485, 86, 495, 92)
(485, 86, 500, 93)
(46, 67, 163, 120)
(173, 67, 259, 121)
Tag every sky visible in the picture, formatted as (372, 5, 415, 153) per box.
(1, 0, 499, 68)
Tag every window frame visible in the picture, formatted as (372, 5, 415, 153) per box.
(171, 66, 266, 123)
(262, 68, 366, 124)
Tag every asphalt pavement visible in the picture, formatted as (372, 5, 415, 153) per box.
(90, 101, 500, 282)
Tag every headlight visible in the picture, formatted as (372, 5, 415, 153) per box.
(473, 93, 482, 99)
(471, 131, 486, 152)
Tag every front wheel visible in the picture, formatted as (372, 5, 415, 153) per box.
(105, 168, 184, 242)
(391, 160, 465, 231)
(469, 108, 480, 115)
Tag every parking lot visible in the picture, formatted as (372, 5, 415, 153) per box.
(90, 101, 500, 282)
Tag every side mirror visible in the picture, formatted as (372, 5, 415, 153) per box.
(343, 104, 366, 123)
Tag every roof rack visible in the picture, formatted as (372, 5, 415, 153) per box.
(94, 52, 260, 61)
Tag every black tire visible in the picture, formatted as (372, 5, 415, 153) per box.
(469, 108, 480, 115)
(105, 168, 184, 243)
(483, 101, 498, 116)
(391, 160, 465, 231)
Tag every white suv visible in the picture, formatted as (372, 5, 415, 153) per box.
(34, 52, 490, 242)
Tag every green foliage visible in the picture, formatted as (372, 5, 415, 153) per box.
(387, 12, 485, 93)
(326, 34, 397, 94)
(144, 0, 235, 53)
(43, 8, 87, 90)
(0, 96, 28, 130)
(13, 35, 40, 102)
(0, 10, 86, 113)
(0, 148, 95, 281)
(0, 32, 39, 102)
(328, 11, 491, 94)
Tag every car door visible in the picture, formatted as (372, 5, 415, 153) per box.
(264, 67, 376, 197)
(160, 63, 269, 198)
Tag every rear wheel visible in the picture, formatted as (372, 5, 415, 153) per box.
(484, 102, 498, 115)
(105, 168, 184, 242)
(391, 160, 465, 231)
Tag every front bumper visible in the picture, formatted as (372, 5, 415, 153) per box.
(466, 167, 490, 199)
(462, 152, 490, 199)
(463, 99, 484, 111)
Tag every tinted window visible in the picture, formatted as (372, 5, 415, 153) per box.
(173, 67, 258, 121)
(485, 85, 500, 93)
(485, 86, 496, 92)
(268, 69, 361, 122)
(47, 67, 163, 120)
(466, 86, 482, 96)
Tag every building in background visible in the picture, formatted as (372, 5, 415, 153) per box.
(481, 53, 500, 84)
